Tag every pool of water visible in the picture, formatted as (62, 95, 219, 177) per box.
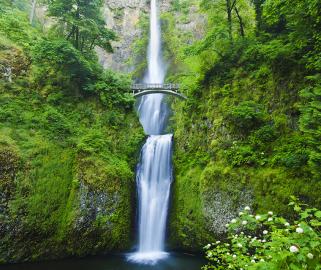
(2, 253, 206, 270)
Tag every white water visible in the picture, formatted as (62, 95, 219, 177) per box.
(137, 0, 168, 135)
(128, 0, 173, 264)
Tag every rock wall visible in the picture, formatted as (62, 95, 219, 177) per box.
(97, 0, 205, 73)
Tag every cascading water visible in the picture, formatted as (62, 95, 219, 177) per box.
(128, 0, 173, 264)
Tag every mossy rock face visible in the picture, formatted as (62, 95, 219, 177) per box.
(61, 154, 135, 255)
(0, 42, 29, 81)
(169, 162, 253, 250)
(0, 138, 21, 208)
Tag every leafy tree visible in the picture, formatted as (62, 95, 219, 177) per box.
(201, 0, 255, 42)
(32, 39, 96, 94)
(46, 0, 116, 52)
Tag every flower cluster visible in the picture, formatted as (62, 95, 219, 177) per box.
(203, 200, 321, 270)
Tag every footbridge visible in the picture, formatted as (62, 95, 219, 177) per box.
(131, 83, 187, 100)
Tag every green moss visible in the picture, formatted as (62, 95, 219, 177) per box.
(0, 6, 144, 264)
(163, 0, 321, 252)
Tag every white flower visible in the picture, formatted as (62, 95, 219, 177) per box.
(216, 241, 221, 244)
(262, 239, 266, 243)
(244, 206, 251, 211)
(231, 219, 237, 224)
(239, 211, 244, 216)
(260, 259, 265, 262)
(227, 252, 230, 255)
(255, 215, 261, 220)
(242, 220, 248, 225)
(263, 230, 268, 235)
(268, 217, 273, 222)
(284, 222, 290, 226)
(251, 259, 256, 263)
(225, 224, 229, 227)
(233, 254, 237, 258)
(268, 211, 273, 215)
(237, 243, 243, 248)
(296, 227, 304, 234)
(204, 244, 211, 249)
(290, 246, 299, 253)
(307, 253, 314, 259)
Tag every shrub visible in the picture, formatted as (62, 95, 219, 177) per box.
(203, 199, 321, 270)
(32, 39, 95, 94)
(226, 144, 258, 167)
(226, 101, 267, 135)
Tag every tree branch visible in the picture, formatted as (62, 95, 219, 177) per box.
(234, 6, 245, 37)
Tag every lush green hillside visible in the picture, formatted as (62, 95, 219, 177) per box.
(0, 1, 144, 263)
(159, 0, 321, 251)
(1, 0, 321, 268)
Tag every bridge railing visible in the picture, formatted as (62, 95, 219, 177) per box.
(131, 83, 180, 91)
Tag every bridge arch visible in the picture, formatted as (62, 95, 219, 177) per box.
(131, 83, 187, 100)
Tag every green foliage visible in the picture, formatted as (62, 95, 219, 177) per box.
(299, 75, 321, 179)
(0, 8, 39, 49)
(88, 70, 134, 109)
(166, 0, 321, 253)
(46, 0, 116, 52)
(0, 3, 144, 263)
(226, 101, 267, 134)
(203, 200, 321, 270)
(226, 144, 258, 167)
(32, 38, 95, 93)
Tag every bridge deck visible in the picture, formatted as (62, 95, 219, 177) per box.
(131, 83, 186, 99)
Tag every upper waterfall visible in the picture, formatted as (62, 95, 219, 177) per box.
(145, 0, 165, 83)
(137, 0, 168, 135)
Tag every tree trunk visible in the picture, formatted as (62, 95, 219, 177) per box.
(75, 27, 79, 49)
(234, 6, 245, 37)
(226, 0, 233, 40)
(29, 0, 36, 25)
(75, 0, 80, 49)
(253, 0, 265, 32)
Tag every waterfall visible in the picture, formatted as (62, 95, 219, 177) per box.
(137, 0, 168, 135)
(128, 0, 173, 264)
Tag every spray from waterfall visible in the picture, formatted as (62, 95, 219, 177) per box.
(128, 0, 173, 264)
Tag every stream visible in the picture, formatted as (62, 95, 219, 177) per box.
(1, 254, 206, 270)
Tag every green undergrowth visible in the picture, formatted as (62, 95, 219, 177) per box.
(162, 0, 321, 252)
(0, 4, 144, 263)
